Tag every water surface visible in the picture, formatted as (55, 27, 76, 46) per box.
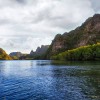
(0, 60, 100, 100)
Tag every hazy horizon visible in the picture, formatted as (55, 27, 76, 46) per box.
(0, 0, 100, 53)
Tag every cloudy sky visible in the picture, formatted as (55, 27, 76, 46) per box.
(0, 0, 99, 53)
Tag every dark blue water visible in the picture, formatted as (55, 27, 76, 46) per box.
(0, 60, 100, 100)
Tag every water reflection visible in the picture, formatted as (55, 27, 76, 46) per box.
(81, 76, 100, 99)
(0, 60, 100, 100)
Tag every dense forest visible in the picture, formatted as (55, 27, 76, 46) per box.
(51, 43, 100, 61)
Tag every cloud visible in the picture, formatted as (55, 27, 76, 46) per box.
(0, 0, 98, 53)
(91, 0, 100, 13)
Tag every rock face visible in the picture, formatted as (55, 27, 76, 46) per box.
(30, 50, 35, 55)
(9, 52, 23, 58)
(0, 48, 12, 60)
(30, 45, 49, 56)
(36, 45, 49, 55)
(46, 14, 100, 58)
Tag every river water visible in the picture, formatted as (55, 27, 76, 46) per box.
(0, 60, 100, 100)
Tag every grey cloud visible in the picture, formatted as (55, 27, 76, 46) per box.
(0, 0, 99, 53)
(91, 0, 100, 13)
(15, 0, 26, 4)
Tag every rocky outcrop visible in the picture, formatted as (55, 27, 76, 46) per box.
(30, 45, 49, 56)
(30, 50, 35, 55)
(46, 14, 100, 59)
(36, 45, 49, 55)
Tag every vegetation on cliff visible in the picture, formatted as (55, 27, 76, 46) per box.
(0, 48, 12, 60)
(46, 14, 100, 59)
(1, 14, 100, 61)
(51, 43, 100, 61)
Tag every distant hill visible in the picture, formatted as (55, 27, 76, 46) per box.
(0, 48, 12, 60)
(9, 52, 23, 58)
(30, 45, 49, 56)
(46, 14, 100, 59)
(9, 52, 23, 59)
(19, 45, 49, 60)
(29, 45, 49, 59)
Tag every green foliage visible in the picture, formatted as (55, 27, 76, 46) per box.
(12, 56, 19, 60)
(51, 43, 100, 61)
(45, 15, 100, 59)
(0, 48, 12, 60)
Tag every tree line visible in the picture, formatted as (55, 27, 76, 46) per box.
(51, 43, 100, 61)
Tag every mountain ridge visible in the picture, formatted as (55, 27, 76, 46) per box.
(45, 14, 100, 59)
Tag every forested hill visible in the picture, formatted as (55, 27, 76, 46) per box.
(0, 48, 12, 60)
(45, 14, 100, 59)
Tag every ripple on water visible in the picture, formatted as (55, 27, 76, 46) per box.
(0, 60, 100, 100)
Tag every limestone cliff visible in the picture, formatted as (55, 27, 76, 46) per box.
(46, 14, 100, 59)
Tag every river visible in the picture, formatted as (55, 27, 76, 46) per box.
(0, 60, 100, 100)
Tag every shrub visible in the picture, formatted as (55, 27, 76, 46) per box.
(51, 43, 100, 61)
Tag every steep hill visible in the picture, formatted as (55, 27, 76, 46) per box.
(0, 48, 12, 60)
(30, 45, 49, 56)
(46, 14, 100, 59)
